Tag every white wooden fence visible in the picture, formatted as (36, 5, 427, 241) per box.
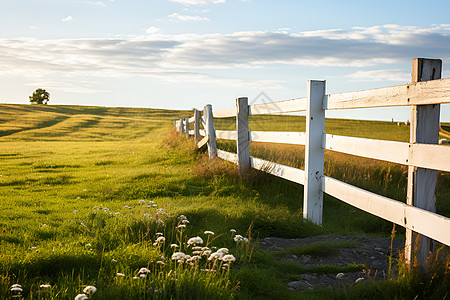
(174, 58, 450, 267)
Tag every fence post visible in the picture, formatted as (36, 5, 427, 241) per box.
(405, 58, 442, 267)
(185, 117, 190, 139)
(194, 109, 200, 143)
(236, 97, 250, 176)
(303, 80, 326, 225)
(204, 104, 217, 159)
(179, 118, 184, 136)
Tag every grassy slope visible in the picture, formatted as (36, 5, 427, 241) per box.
(0, 104, 448, 299)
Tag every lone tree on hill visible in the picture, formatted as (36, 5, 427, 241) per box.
(29, 88, 50, 104)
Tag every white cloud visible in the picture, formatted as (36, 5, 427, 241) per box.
(1, 25, 449, 87)
(61, 16, 73, 22)
(346, 69, 410, 82)
(24, 81, 110, 94)
(146, 26, 160, 34)
(85, 1, 107, 6)
(169, 0, 225, 5)
(168, 12, 210, 21)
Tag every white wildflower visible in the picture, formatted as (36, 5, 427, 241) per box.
(155, 232, 163, 236)
(230, 229, 236, 233)
(222, 254, 236, 262)
(204, 230, 214, 235)
(111, 258, 117, 262)
(143, 213, 150, 217)
(11, 287, 23, 292)
(187, 236, 203, 246)
(11, 284, 22, 289)
(40, 284, 51, 289)
(139, 200, 146, 203)
(73, 210, 78, 213)
(336, 273, 345, 279)
(234, 234, 244, 242)
(172, 252, 186, 260)
(75, 294, 88, 300)
(117, 273, 125, 277)
(181, 219, 190, 224)
(177, 224, 186, 229)
(202, 249, 212, 256)
(156, 236, 165, 242)
(217, 248, 229, 254)
(138, 267, 151, 274)
(208, 251, 225, 261)
(170, 244, 179, 248)
(190, 255, 202, 261)
(156, 261, 165, 265)
(139, 273, 147, 278)
(354, 277, 364, 284)
(153, 236, 165, 246)
(82, 285, 97, 295)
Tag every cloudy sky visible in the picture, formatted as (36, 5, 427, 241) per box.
(1, 0, 450, 121)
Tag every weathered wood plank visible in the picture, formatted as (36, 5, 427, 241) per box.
(406, 58, 442, 267)
(249, 131, 306, 145)
(213, 108, 236, 118)
(237, 97, 250, 176)
(217, 149, 238, 164)
(409, 143, 450, 172)
(194, 109, 200, 142)
(324, 77, 450, 110)
(197, 135, 209, 149)
(249, 97, 307, 115)
(323, 134, 409, 165)
(179, 118, 184, 136)
(199, 129, 206, 136)
(215, 130, 237, 140)
(188, 115, 196, 123)
(322, 176, 450, 246)
(185, 117, 190, 139)
(304, 80, 326, 225)
(250, 156, 305, 185)
(204, 105, 217, 159)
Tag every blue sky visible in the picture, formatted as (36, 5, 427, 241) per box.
(1, 0, 450, 121)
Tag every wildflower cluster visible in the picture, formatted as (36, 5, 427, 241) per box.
(74, 285, 96, 300)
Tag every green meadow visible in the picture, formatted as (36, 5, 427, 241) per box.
(0, 104, 448, 299)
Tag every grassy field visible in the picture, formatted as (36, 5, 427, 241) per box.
(0, 104, 448, 299)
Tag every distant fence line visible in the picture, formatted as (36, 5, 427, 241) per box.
(174, 58, 450, 268)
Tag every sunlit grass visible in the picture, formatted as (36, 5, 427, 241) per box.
(0, 104, 448, 299)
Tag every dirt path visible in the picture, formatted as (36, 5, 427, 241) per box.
(259, 235, 404, 291)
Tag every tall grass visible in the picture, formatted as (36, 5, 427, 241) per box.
(1, 104, 448, 299)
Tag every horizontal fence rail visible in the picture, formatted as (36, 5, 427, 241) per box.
(174, 58, 450, 268)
